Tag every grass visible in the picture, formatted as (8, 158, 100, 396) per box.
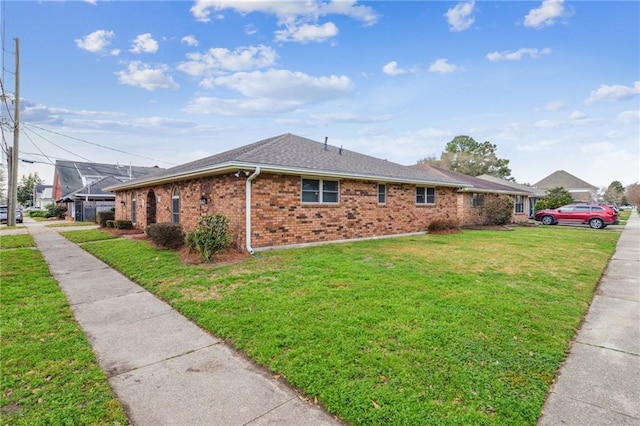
(0, 235, 128, 425)
(76, 225, 621, 425)
(59, 228, 120, 244)
(0, 234, 35, 249)
(46, 221, 96, 228)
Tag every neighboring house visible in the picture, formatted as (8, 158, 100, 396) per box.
(476, 175, 545, 218)
(53, 160, 163, 222)
(413, 165, 533, 225)
(34, 184, 54, 209)
(533, 170, 598, 202)
(107, 133, 471, 252)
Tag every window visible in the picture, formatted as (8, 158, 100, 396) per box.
(301, 179, 339, 203)
(471, 193, 485, 207)
(575, 205, 591, 212)
(171, 186, 180, 223)
(416, 187, 436, 205)
(514, 195, 524, 214)
(131, 195, 137, 224)
(378, 184, 386, 204)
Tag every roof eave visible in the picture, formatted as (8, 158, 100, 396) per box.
(105, 161, 471, 192)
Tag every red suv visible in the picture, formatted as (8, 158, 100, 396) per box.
(534, 203, 619, 229)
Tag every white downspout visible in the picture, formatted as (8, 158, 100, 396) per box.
(245, 167, 261, 254)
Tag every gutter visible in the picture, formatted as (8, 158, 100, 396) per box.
(245, 167, 261, 255)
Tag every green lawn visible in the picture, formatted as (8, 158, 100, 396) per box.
(76, 225, 620, 425)
(59, 228, 120, 244)
(0, 234, 128, 425)
(46, 221, 96, 228)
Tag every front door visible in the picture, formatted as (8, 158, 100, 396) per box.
(147, 190, 157, 226)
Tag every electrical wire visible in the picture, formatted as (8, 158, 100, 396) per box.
(24, 122, 178, 166)
(21, 126, 55, 165)
(21, 124, 94, 162)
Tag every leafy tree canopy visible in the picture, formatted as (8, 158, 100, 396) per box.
(534, 186, 574, 211)
(17, 172, 44, 206)
(625, 183, 640, 206)
(417, 135, 512, 179)
(603, 180, 625, 205)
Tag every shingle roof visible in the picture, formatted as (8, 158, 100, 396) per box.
(413, 165, 534, 194)
(533, 170, 597, 191)
(109, 133, 469, 190)
(476, 174, 545, 196)
(55, 160, 163, 198)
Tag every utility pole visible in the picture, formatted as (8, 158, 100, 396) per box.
(8, 37, 19, 226)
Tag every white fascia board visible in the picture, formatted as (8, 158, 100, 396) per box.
(105, 161, 471, 192)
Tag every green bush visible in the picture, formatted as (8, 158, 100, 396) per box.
(29, 210, 49, 218)
(427, 219, 460, 233)
(146, 222, 184, 249)
(97, 211, 115, 227)
(535, 186, 574, 212)
(114, 220, 133, 229)
(185, 214, 232, 262)
(47, 205, 67, 219)
(105, 220, 116, 228)
(484, 195, 514, 225)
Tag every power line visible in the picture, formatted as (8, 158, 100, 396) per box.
(24, 122, 178, 166)
(22, 124, 94, 162)
(21, 126, 54, 165)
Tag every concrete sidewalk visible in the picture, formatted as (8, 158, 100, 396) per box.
(24, 219, 340, 426)
(539, 211, 640, 425)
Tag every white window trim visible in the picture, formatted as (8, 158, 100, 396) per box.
(301, 178, 340, 204)
(171, 186, 180, 223)
(378, 183, 387, 205)
(416, 186, 436, 205)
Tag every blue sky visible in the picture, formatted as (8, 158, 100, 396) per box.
(2, 0, 639, 189)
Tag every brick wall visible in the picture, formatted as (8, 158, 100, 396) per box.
(116, 172, 459, 251)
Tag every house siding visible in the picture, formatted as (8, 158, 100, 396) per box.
(116, 172, 458, 251)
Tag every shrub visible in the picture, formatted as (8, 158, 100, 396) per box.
(484, 195, 514, 225)
(146, 222, 184, 249)
(46, 205, 67, 219)
(427, 220, 460, 234)
(185, 214, 231, 262)
(97, 211, 115, 227)
(114, 220, 133, 229)
(105, 220, 116, 228)
(29, 210, 48, 218)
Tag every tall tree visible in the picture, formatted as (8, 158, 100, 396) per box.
(603, 180, 625, 205)
(17, 172, 44, 206)
(418, 135, 512, 179)
(625, 183, 640, 206)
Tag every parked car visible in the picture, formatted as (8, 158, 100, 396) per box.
(534, 203, 619, 229)
(0, 205, 23, 224)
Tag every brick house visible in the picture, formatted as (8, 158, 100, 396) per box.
(107, 134, 471, 252)
(413, 165, 535, 225)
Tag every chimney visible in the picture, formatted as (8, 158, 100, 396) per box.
(324, 136, 328, 151)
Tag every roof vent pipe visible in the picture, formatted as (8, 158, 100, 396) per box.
(339, 146, 343, 155)
(324, 136, 328, 151)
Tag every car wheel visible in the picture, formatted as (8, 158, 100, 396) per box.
(541, 215, 555, 225)
(589, 218, 604, 229)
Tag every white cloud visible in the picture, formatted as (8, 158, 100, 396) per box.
(524, 0, 570, 29)
(75, 30, 117, 55)
(618, 110, 640, 123)
(84, 0, 97, 4)
(584, 81, 640, 105)
(184, 69, 353, 115)
(213, 69, 352, 102)
(382, 61, 418, 77)
(190, 0, 378, 25)
(569, 110, 587, 120)
(116, 61, 179, 91)
(190, 0, 377, 44)
(181, 35, 198, 47)
(245, 24, 258, 35)
(486, 47, 551, 62)
(445, 0, 475, 32)
(275, 22, 339, 43)
(429, 58, 457, 74)
(544, 100, 566, 111)
(130, 33, 159, 54)
(178, 45, 277, 77)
